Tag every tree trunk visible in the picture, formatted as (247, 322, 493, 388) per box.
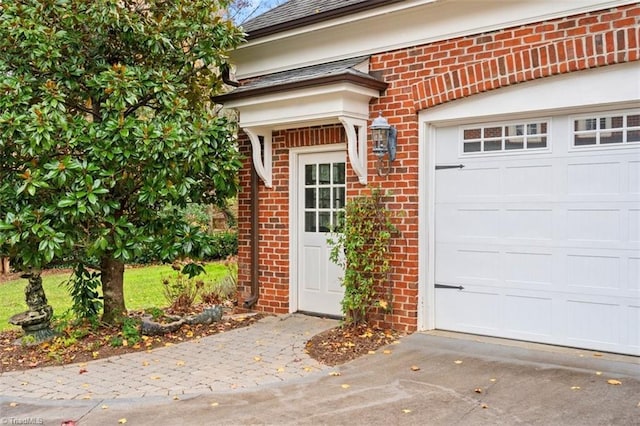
(100, 256, 126, 324)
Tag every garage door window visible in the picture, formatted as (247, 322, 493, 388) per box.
(573, 110, 640, 147)
(461, 121, 549, 154)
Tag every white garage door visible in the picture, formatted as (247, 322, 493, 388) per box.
(434, 109, 640, 355)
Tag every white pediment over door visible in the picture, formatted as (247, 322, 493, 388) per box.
(226, 83, 381, 187)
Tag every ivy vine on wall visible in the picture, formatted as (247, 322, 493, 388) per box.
(328, 188, 397, 326)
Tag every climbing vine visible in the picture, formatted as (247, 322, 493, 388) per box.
(328, 189, 396, 326)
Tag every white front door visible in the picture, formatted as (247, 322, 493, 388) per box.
(434, 110, 640, 355)
(297, 151, 346, 316)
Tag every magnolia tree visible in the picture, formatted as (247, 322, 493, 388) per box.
(0, 0, 244, 324)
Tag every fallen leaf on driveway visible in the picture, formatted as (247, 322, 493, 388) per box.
(607, 379, 622, 385)
(383, 350, 392, 355)
(102, 405, 109, 409)
(118, 419, 127, 424)
(176, 360, 185, 366)
(341, 384, 350, 389)
(571, 386, 581, 390)
(9, 402, 18, 407)
(595, 371, 602, 376)
(254, 356, 262, 362)
(490, 378, 496, 382)
(329, 371, 341, 376)
(481, 404, 488, 409)
(454, 360, 463, 364)
(410, 365, 420, 371)
(402, 409, 411, 414)
(593, 353, 603, 357)
(474, 388, 483, 394)
(211, 402, 219, 407)
(79, 368, 88, 374)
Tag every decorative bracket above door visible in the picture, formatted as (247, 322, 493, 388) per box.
(243, 127, 272, 188)
(339, 116, 367, 185)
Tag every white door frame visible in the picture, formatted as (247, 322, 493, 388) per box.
(288, 143, 347, 313)
(417, 62, 640, 331)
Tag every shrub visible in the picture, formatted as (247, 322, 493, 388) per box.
(206, 231, 238, 260)
(201, 256, 237, 305)
(162, 272, 205, 314)
(327, 189, 396, 326)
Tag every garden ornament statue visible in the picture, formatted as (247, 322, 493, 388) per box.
(9, 270, 56, 345)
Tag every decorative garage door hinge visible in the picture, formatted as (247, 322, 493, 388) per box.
(435, 164, 465, 170)
(435, 284, 465, 290)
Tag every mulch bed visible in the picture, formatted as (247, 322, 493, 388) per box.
(0, 312, 265, 373)
(306, 324, 401, 366)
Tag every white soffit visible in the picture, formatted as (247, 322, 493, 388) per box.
(420, 62, 640, 126)
(234, 0, 634, 79)
(226, 82, 380, 129)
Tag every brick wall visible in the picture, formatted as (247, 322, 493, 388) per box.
(236, 4, 639, 331)
(236, 125, 346, 315)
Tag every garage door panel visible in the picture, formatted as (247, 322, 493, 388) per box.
(566, 209, 621, 242)
(436, 245, 501, 286)
(436, 167, 501, 201)
(567, 161, 622, 195)
(629, 161, 640, 193)
(436, 288, 500, 333)
(504, 209, 554, 240)
(629, 257, 640, 292)
(434, 111, 640, 355)
(626, 305, 640, 349)
(566, 299, 622, 347)
(503, 294, 553, 337)
(629, 209, 640, 241)
(504, 251, 553, 287)
(504, 164, 553, 196)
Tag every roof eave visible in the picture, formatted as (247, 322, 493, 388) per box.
(244, 0, 406, 40)
(213, 73, 388, 104)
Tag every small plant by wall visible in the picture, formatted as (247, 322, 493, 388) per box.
(328, 189, 396, 326)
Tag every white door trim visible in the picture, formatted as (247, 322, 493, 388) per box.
(288, 143, 347, 313)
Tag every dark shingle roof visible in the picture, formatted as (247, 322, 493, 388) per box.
(213, 56, 387, 103)
(242, 0, 404, 39)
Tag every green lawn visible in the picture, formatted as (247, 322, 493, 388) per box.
(0, 263, 228, 332)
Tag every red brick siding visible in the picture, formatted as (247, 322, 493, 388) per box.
(236, 125, 346, 315)
(236, 4, 639, 330)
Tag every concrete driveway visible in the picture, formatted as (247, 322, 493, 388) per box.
(2, 316, 639, 425)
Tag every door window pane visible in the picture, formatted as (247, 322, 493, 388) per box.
(575, 133, 596, 145)
(305, 188, 316, 209)
(527, 136, 547, 149)
(463, 141, 481, 152)
(600, 131, 623, 144)
(484, 140, 502, 151)
(305, 164, 316, 185)
(333, 163, 345, 184)
(305, 212, 316, 232)
(505, 137, 524, 150)
(334, 187, 345, 210)
(318, 212, 331, 232)
(318, 188, 331, 209)
(319, 164, 331, 184)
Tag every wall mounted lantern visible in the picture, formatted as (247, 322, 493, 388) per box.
(370, 113, 397, 176)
